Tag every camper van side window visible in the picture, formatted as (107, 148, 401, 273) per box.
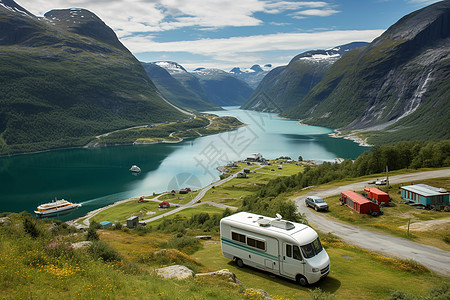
(286, 244, 292, 257)
(247, 237, 266, 250)
(293, 246, 302, 260)
(232, 232, 246, 243)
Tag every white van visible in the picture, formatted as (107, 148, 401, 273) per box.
(220, 212, 330, 285)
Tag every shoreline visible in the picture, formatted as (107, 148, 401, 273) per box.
(329, 129, 373, 147)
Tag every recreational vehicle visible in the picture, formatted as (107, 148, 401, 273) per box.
(220, 212, 330, 286)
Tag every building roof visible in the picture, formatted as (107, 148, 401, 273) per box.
(364, 187, 388, 196)
(341, 190, 373, 205)
(401, 184, 449, 197)
(100, 221, 112, 225)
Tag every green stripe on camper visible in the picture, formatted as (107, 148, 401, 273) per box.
(221, 237, 278, 261)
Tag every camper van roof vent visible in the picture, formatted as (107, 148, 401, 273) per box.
(270, 219, 295, 230)
(256, 218, 271, 227)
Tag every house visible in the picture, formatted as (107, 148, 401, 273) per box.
(364, 187, 390, 205)
(100, 221, 112, 229)
(340, 190, 381, 215)
(159, 201, 170, 208)
(243, 167, 251, 174)
(246, 153, 263, 162)
(179, 189, 189, 194)
(127, 216, 139, 228)
(400, 184, 449, 209)
(236, 172, 247, 178)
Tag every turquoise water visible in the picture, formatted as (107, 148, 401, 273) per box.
(0, 107, 370, 220)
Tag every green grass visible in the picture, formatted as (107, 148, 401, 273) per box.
(89, 198, 174, 224)
(148, 204, 225, 228)
(191, 235, 445, 300)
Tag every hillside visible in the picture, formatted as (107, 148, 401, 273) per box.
(0, 1, 186, 155)
(192, 68, 254, 106)
(283, 1, 450, 144)
(141, 62, 220, 111)
(242, 42, 368, 113)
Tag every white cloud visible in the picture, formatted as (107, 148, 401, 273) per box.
(126, 29, 384, 68)
(291, 8, 340, 18)
(20, 0, 338, 36)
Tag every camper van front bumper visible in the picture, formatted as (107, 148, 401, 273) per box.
(320, 264, 330, 279)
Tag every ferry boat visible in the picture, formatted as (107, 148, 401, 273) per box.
(129, 165, 141, 173)
(34, 199, 81, 217)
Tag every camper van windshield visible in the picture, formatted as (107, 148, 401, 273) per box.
(301, 237, 323, 259)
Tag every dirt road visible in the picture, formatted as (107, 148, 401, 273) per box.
(293, 169, 450, 276)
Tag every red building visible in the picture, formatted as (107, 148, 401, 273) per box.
(364, 187, 390, 205)
(340, 190, 381, 215)
(159, 201, 170, 208)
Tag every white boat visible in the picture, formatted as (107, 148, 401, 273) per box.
(129, 165, 141, 173)
(34, 198, 81, 217)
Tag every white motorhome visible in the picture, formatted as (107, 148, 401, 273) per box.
(220, 212, 330, 285)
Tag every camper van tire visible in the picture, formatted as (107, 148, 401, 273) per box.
(297, 275, 308, 286)
(235, 258, 244, 268)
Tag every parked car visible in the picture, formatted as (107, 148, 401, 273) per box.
(375, 178, 387, 185)
(305, 196, 328, 211)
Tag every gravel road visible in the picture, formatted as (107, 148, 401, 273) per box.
(293, 169, 450, 276)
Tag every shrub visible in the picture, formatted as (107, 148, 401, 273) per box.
(23, 215, 40, 238)
(308, 288, 337, 300)
(159, 236, 200, 254)
(86, 227, 99, 241)
(88, 240, 121, 262)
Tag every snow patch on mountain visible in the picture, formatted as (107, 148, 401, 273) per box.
(0, 1, 32, 16)
(299, 53, 341, 61)
(155, 61, 187, 74)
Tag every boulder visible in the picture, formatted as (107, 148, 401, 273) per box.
(0, 217, 12, 225)
(72, 241, 92, 249)
(156, 265, 194, 280)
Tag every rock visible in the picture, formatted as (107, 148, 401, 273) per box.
(72, 241, 92, 249)
(156, 265, 194, 280)
(195, 269, 239, 283)
(0, 217, 12, 225)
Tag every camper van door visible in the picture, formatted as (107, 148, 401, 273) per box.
(282, 242, 305, 278)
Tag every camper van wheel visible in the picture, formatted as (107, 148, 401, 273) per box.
(296, 275, 308, 286)
(235, 258, 244, 268)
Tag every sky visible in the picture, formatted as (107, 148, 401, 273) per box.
(18, 0, 443, 71)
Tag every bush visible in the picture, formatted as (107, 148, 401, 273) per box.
(88, 240, 121, 262)
(23, 215, 40, 238)
(159, 236, 200, 254)
(86, 227, 99, 241)
(308, 288, 336, 300)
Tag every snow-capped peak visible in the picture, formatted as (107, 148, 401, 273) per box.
(154, 61, 187, 74)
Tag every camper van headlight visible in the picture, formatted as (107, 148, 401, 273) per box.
(312, 267, 320, 272)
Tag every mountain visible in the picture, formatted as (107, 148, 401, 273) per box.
(241, 42, 369, 112)
(156, 62, 253, 107)
(191, 68, 254, 106)
(141, 62, 220, 111)
(0, 0, 186, 155)
(283, 1, 450, 144)
(229, 64, 273, 89)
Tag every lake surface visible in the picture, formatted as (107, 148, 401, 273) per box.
(0, 107, 370, 220)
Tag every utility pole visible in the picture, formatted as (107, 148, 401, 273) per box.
(386, 165, 389, 187)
